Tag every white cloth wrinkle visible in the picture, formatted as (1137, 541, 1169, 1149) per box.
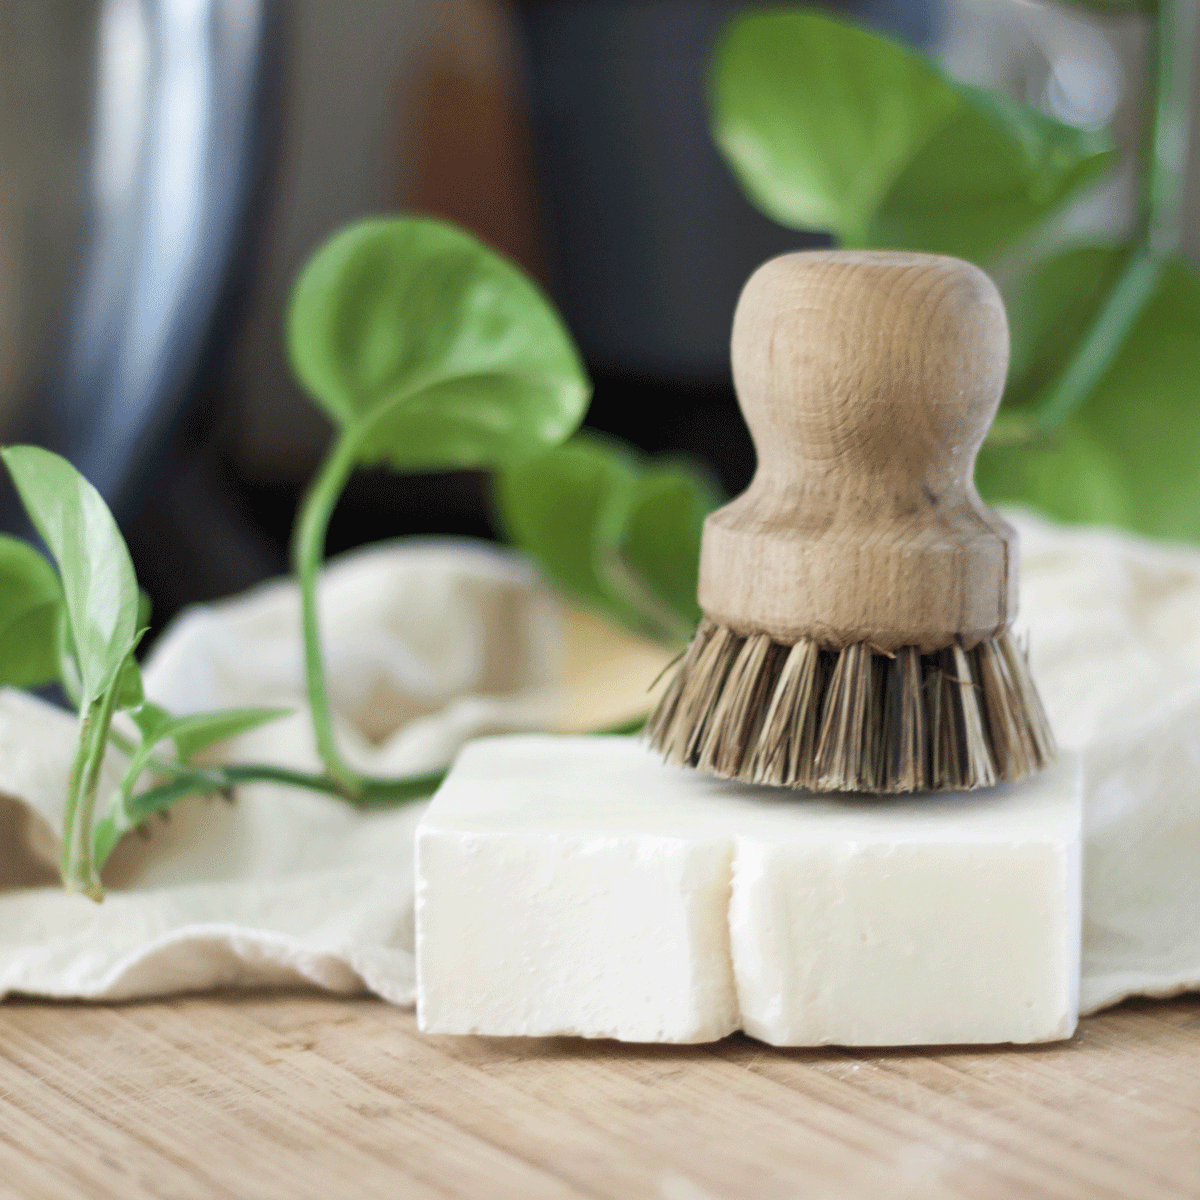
(0, 538, 563, 1005)
(1014, 511, 1200, 1010)
(0, 517, 1195, 1017)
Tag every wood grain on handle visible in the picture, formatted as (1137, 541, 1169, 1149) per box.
(699, 249, 1015, 652)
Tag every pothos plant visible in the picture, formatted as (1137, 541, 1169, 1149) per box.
(0, 217, 716, 897)
(710, 2, 1200, 541)
(0, 447, 296, 897)
(285, 217, 720, 792)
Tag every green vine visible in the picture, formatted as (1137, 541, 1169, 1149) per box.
(1029, 0, 1196, 437)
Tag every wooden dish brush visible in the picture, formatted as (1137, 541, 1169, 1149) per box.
(645, 249, 1055, 793)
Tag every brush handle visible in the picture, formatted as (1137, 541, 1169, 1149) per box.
(699, 249, 1015, 653)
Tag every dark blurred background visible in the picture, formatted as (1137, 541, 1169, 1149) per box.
(0, 0, 1189, 634)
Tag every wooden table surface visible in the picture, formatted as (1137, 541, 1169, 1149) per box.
(0, 990, 1196, 1200)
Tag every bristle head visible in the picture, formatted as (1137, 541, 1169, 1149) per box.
(644, 622, 1055, 795)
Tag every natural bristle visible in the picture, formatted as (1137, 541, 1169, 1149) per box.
(644, 619, 1056, 794)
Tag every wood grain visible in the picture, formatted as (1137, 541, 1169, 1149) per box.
(700, 250, 1015, 652)
(0, 991, 1195, 1199)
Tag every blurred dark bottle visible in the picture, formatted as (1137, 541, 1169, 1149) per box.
(0, 0, 283, 616)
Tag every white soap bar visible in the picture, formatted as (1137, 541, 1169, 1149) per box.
(416, 737, 1081, 1046)
(415, 741, 740, 1042)
(730, 786, 1081, 1046)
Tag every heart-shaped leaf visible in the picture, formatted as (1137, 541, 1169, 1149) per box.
(1, 446, 139, 703)
(978, 246, 1200, 542)
(0, 535, 63, 688)
(711, 9, 1115, 261)
(287, 216, 590, 470)
(495, 434, 720, 646)
(711, 9, 957, 244)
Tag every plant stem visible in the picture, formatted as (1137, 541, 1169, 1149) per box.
(1027, 0, 1194, 436)
(230, 763, 447, 805)
(1146, 0, 1197, 255)
(270, 401, 666, 803)
(106, 725, 359, 801)
(109, 711, 651, 815)
(63, 684, 119, 899)
(128, 762, 449, 813)
(292, 428, 366, 794)
(1032, 245, 1160, 434)
(62, 701, 95, 891)
(292, 420, 473, 801)
(105, 710, 650, 835)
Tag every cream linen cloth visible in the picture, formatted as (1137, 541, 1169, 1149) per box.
(0, 538, 563, 1004)
(0, 515, 1196, 1015)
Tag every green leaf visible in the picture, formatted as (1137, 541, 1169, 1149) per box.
(167, 707, 294, 762)
(123, 702, 291, 787)
(711, 10, 956, 244)
(1004, 241, 1129, 406)
(496, 435, 636, 617)
(619, 466, 719, 631)
(868, 84, 1116, 261)
(0, 535, 62, 688)
(710, 9, 1116, 260)
(113, 647, 146, 711)
(1, 446, 139, 703)
(287, 215, 590, 471)
(978, 247, 1200, 542)
(131, 700, 173, 743)
(495, 434, 720, 646)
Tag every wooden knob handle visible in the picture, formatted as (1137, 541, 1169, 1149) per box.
(698, 249, 1016, 652)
